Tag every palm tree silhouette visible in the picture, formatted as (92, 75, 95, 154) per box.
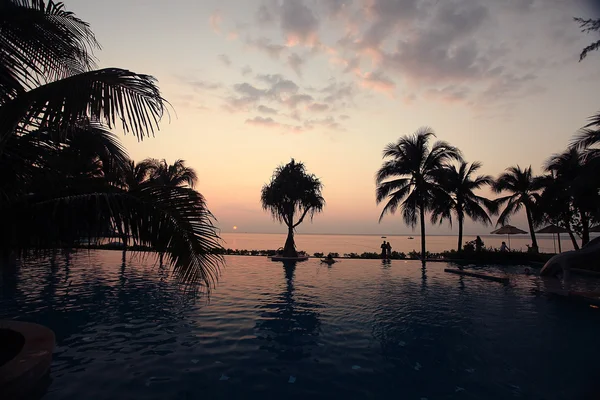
(543, 148, 599, 247)
(261, 159, 324, 258)
(0, 2, 223, 285)
(142, 159, 198, 188)
(492, 166, 542, 252)
(375, 128, 462, 262)
(432, 161, 496, 252)
(535, 172, 581, 250)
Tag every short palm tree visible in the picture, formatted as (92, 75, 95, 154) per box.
(261, 159, 324, 258)
(375, 128, 462, 261)
(492, 166, 542, 252)
(432, 161, 495, 252)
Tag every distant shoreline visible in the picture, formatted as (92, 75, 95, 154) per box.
(219, 232, 573, 237)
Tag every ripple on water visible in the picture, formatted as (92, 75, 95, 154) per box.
(1, 253, 600, 399)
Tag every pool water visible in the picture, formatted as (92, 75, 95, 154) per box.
(1, 251, 600, 399)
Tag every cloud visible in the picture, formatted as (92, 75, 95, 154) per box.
(304, 116, 341, 130)
(209, 10, 222, 33)
(307, 102, 329, 112)
(288, 53, 305, 76)
(247, 37, 287, 59)
(358, 70, 396, 93)
(245, 116, 280, 128)
(256, 0, 279, 24)
(426, 85, 471, 103)
(218, 54, 232, 66)
(245, 116, 306, 133)
(280, 0, 320, 46)
(241, 65, 253, 77)
(285, 93, 314, 108)
(234, 82, 265, 98)
(258, 105, 279, 114)
(321, 80, 355, 104)
(339, 114, 350, 120)
(225, 75, 314, 112)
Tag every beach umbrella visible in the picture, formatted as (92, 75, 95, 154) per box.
(536, 224, 568, 253)
(490, 225, 527, 249)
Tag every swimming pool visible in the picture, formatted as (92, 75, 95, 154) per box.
(1, 251, 599, 399)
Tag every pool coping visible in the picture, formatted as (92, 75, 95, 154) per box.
(0, 320, 55, 398)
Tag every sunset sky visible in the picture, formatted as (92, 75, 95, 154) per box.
(68, 0, 600, 235)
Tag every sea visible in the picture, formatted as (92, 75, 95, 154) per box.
(220, 232, 587, 255)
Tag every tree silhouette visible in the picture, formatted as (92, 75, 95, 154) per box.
(261, 159, 324, 258)
(375, 128, 462, 262)
(432, 161, 496, 251)
(492, 166, 542, 252)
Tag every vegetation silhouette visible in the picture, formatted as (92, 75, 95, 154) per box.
(0, 0, 223, 286)
(431, 161, 496, 252)
(261, 159, 324, 258)
(492, 166, 542, 252)
(375, 128, 462, 263)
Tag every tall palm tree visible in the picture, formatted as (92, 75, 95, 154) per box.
(261, 159, 324, 258)
(543, 148, 600, 247)
(375, 128, 462, 261)
(492, 166, 541, 252)
(535, 172, 581, 250)
(0, 1, 223, 285)
(431, 161, 495, 252)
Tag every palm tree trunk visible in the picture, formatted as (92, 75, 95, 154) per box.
(567, 228, 580, 250)
(525, 206, 538, 252)
(457, 213, 464, 252)
(419, 202, 426, 264)
(581, 211, 590, 247)
(283, 225, 297, 257)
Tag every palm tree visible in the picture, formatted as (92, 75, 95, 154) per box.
(261, 159, 324, 258)
(492, 166, 541, 252)
(535, 172, 581, 250)
(431, 161, 495, 252)
(375, 128, 462, 261)
(543, 148, 600, 247)
(142, 158, 198, 188)
(0, 1, 223, 285)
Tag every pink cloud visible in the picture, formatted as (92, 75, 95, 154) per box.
(356, 70, 396, 94)
(209, 10, 223, 33)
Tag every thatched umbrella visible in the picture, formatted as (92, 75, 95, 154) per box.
(536, 224, 568, 253)
(490, 225, 527, 249)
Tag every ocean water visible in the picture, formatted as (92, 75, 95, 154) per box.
(1, 251, 600, 399)
(220, 232, 585, 255)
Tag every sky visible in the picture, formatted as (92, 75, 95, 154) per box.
(66, 0, 600, 235)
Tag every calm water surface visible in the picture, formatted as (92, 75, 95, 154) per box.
(1, 251, 600, 399)
(220, 233, 591, 255)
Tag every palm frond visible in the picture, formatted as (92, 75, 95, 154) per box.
(1, 68, 167, 145)
(377, 180, 412, 222)
(0, 0, 99, 94)
(3, 181, 223, 287)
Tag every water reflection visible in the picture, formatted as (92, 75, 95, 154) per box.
(254, 261, 321, 361)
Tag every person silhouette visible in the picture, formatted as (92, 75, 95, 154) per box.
(386, 241, 392, 259)
(380, 240, 387, 259)
(475, 236, 483, 252)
